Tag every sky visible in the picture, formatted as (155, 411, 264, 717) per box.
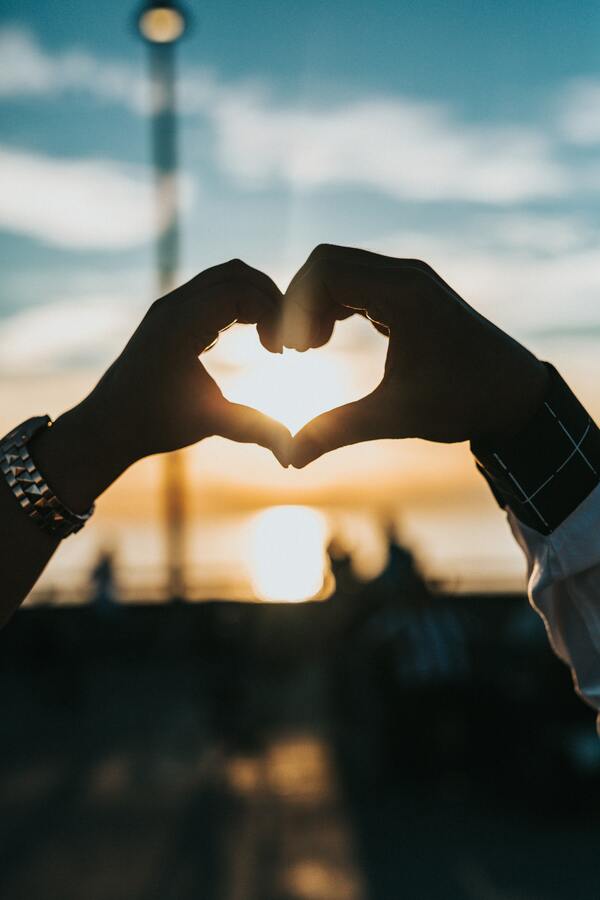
(2, 0, 600, 594)
(2, 0, 600, 347)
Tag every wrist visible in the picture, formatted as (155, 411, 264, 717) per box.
(30, 400, 131, 513)
(473, 350, 550, 444)
(472, 363, 600, 534)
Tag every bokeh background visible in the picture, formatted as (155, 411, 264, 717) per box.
(1, 2, 600, 898)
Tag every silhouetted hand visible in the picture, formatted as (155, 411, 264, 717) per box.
(282, 245, 548, 468)
(42, 260, 292, 510)
(0, 260, 295, 619)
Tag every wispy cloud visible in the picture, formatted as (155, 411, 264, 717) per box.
(557, 78, 600, 145)
(0, 26, 575, 205)
(0, 26, 217, 115)
(0, 146, 194, 249)
(2, 211, 598, 376)
(0, 27, 151, 112)
(470, 211, 597, 255)
(0, 296, 136, 374)
(211, 92, 569, 204)
(371, 216, 600, 339)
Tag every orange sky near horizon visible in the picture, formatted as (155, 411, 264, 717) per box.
(0, 319, 495, 513)
(2, 317, 599, 516)
(3, 316, 600, 601)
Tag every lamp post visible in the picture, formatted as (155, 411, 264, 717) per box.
(137, 1, 188, 600)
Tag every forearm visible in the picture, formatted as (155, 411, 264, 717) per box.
(0, 400, 129, 625)
(472, 364, 600, 718)
(0, 470, 60, 626)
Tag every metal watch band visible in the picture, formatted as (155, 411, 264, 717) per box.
(0, 415, 94, 539)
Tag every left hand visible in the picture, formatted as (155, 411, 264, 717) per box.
(36, 260, 293, 511)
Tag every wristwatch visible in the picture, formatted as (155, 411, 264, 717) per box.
(0, 415, 95, 539)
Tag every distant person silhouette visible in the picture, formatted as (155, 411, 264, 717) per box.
(89, 548, 118, 607)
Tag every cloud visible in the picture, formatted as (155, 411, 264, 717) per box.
(0, 296, 137, 374)
(0, 26, 217, 115)
(0, 27, 152, 112)
(370, 216, 600, 340)
(0, 146, 194, 249)
(475, 211, 596, 255)
(0, 26, 573, 205)
(211, 92, 569, 204)
(557, 78, 600, 145)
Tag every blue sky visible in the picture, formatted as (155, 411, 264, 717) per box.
(2, 0, 600, 374)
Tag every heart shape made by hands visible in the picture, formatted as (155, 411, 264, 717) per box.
(204, 319, 387, 439)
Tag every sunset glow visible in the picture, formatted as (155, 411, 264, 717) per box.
(248, 506, 328, 602)
(206, 326, 355, 434)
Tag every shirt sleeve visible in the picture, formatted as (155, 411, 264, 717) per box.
(471, 363, 600, 726)
(507, 491, 600, 724)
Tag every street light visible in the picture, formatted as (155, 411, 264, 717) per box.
(137, 1, 188, 601)
(139, 5, 186, 43)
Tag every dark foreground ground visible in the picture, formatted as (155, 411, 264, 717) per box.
(1, 559, 599, 900)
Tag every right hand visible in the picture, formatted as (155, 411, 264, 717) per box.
(280, 244, 548, 468)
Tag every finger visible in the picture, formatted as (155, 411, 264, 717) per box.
(260, 295, 342, 352)
(310, 313, 337, 349)
(179, 286, 271, 354)
(214, 400, 293, 468)
(284, 245, 451, 345)
(281, 262, 332, 350)
(369, 318, 390, 337)
(256, 316, 283, 354)
(180, 259, 282, 308)
(285, 302, 339, 352)
(356, 308, 390, 337)
(290, 387, 390, 468)
(282, 244, 399, 350)
(285, 243, 403, 298)
(284, 243, 355, 295)
(168, 260, 284, 352)
(185, 282, 283, 355)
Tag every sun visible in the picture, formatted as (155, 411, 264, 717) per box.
(248, 505, 328, 602)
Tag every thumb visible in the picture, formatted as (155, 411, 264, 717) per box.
(291, 387, 389, 468)
(214, 400, 293, 468)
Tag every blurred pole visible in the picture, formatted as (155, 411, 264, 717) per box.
(137, 3, 188, 600)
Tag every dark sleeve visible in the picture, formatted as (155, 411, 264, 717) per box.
(471, 363, 600, 535)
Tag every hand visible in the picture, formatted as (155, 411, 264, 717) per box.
(34, 260, 292, 510)
(281, 244, 549, 468)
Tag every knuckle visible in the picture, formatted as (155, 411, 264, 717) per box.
(400, 262, 435, 294)
(148, 295, 168, 317)
(225, 257, 249, 275)
(201, 258, 249, 282)
(309, 243, 337, 262)
(403, 258, 435, 280)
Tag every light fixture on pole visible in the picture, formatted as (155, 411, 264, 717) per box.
(137, 0, 189, 601)
(138, 3, 187, 43)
